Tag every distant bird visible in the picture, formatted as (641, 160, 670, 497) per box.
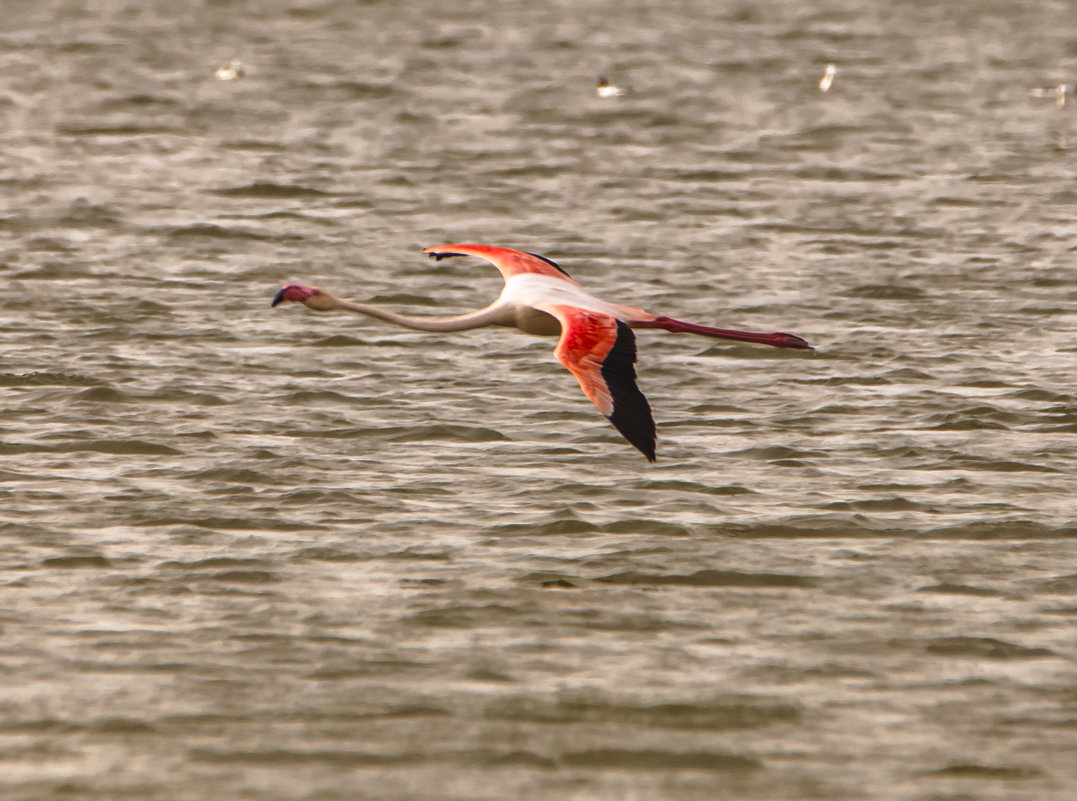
(214, 60, 245, 81)
(818, 63, 837, 92)
(1028, 82, 1073, 108)
(595, 75, 627, 98)
(271, 245, 812, 461)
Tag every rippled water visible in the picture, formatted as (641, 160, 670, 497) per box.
(3, 1, 1077, 799)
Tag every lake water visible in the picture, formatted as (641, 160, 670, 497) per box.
(2, 1, 1076, 799)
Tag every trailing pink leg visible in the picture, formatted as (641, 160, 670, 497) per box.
(631, 316, 813, 350)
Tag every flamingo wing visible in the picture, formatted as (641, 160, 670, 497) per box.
(424, 244, 578, 282)
(541, 303, 656, 462)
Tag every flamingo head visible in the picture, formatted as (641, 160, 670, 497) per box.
(271, 283, 336, 311)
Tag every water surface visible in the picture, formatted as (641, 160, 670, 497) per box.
(2, 1, 1076, 799)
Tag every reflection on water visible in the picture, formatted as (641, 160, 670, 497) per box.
(2, 0, 1076, 799)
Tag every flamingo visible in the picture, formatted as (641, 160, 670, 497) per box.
(271, 244, 812, 462)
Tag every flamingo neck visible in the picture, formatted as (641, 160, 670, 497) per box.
(331, 296, 508, 333)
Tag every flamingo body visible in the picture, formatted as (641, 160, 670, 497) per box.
(272, 244, 812, 461)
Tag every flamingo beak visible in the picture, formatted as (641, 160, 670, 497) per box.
(270, 287, 287, 307)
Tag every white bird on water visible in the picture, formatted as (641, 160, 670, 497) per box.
(819, 64, 837, 92)
(1028, 82, 1073, 108)
(595, 75, 627, 98)
(214, 60, 246, 81)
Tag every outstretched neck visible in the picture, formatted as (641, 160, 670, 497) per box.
(329, 294, 509, 333)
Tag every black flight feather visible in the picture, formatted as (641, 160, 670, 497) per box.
(600, 321, 657, 461)
(525, 251, 572, 278)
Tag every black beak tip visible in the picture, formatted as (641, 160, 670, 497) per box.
(270, 288, 286, 308)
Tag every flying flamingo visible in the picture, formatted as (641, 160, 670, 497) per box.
(271, 244, 812, 462)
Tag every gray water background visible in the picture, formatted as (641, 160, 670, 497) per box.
(2, 0, 1077, 799)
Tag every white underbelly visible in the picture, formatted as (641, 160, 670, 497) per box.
(500, 273, 632, 336)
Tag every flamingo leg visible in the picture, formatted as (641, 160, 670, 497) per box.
(631, 316, 813, 350)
